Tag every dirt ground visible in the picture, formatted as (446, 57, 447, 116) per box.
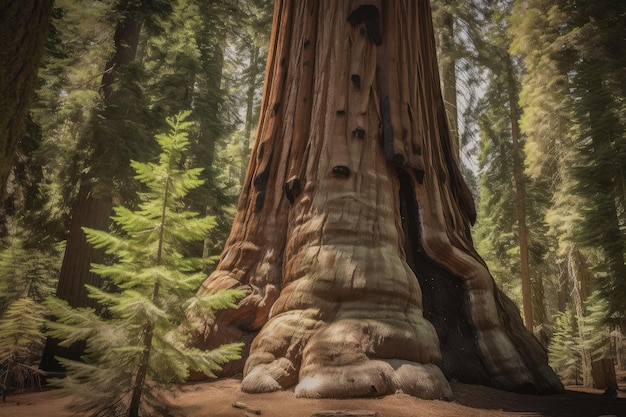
(1, 375, 625, 417)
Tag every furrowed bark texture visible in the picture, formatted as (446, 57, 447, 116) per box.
(191, 0, 564, 399)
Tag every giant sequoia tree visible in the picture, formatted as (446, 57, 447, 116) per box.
(191, 0, 564, 399)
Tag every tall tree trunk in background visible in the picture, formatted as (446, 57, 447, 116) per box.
(577, 63, 626, 321)
(240, 46, 262, 186)
(567, 245, 592, 387)
(196, 32, 224, 171)
(189, 0, 563, 399)
(0, 1, 54, 202)
(506, 56, 533, 332)
(58, 16, 142, 308)
(568, 246, 618, 391)
(574, 61, 623, 392)
(39, 17, 142, 373)
(193, 0, 229, 260)
(437, 2, 459, 161)
(556, 262, 569, 313)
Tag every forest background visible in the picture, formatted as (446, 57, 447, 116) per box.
(1, 0, 625, 395)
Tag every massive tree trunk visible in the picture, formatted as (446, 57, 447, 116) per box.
(0, 0, 54, 201)
(191, 0, 564, 399)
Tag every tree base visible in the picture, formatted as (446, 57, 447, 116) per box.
(241, 345, 453, 400)
(293, 361, 452, 400)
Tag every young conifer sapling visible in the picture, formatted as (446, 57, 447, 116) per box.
(46, 111, 243, 417)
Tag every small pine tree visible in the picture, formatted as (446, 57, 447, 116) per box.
(0, 298, 47, 397)
(582, 292, 618, 363)
(0, 223, 41, 314)
(548, 306, 582, 385)
(0, 221, 60, 395)
(45, 111, 243, 417)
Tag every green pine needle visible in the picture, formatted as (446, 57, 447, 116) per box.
(46, 111, 242, 416)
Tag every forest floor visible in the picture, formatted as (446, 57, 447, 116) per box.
(1, 371, 625, 417)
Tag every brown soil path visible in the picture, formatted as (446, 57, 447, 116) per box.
(1, 377, 625, 417)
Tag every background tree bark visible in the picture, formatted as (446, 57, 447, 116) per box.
(191, 0, 564, 399)
(437, 1, 459, 160)
(39, 15, 142, 373)
(505, 55, 533, 331)
(0, 0, 54, 201)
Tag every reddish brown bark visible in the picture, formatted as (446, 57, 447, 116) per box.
(191, 0, 563, 399)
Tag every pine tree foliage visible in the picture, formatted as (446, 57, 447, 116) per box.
(0, 298, 48, 394)
(474, 74, 521, 305)
(220, 0, 272, 190)
(510, 1, 581, 331)
(510, 0, 626, 379)
(468, 0, 558, 333)
(0, 230, 29, 314)
(430, 0, 487, 172)
(140, 0, 269, 263)
(512, 0, 626, 326)
(0, 224, 59, 315)
(548, 292, 620, 384)
(472, 0, 524, 308)
(0, 221, 61, 393)
(45, 112, 243, 417)
(509, 1, 573, 180)
(32, 0, 114, 207)
(581, 292, 618, 363)
(549, 306, 582, 385)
